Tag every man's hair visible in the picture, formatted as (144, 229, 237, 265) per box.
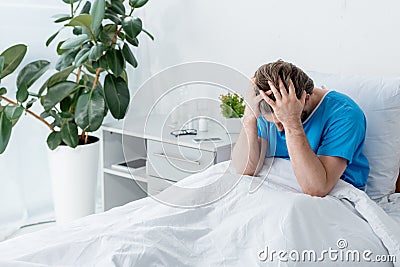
(253, 60, 314, 102)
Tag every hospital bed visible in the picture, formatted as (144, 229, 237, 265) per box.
(0, 71, 399, 266)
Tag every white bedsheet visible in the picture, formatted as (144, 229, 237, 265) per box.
(0, 158, 399, 267)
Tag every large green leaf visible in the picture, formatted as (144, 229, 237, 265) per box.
(88, 43, 104, 61)
(0, 44, 27, 80)
(43, 81, 78, 111)
(106, 49, 124, 76)
(110, 0, 125, 15)
(62, 0, 79, 3)
(74, 47, 90, 66)
(16, 60, 51, 102)
(0, 56, 4, 75)
(66, 14, 92, 30)
(80, 1, 91, 14)
(104, 74, 129, 119)
(39, 66, 75, 96)
(104, 11, 121, 25)
(129, 0, 149, 8)
(0, 111, 12, 154)
(90, 0, 106, 36)
(122, 17, 142, 39)
(60, 34, 90, 50)
(75, 89, 105, 131)
(122, 43, 137, 68)
(4, 105, 24, 126)
(47, 131, 62, 150)
(61, 122, 79, 148)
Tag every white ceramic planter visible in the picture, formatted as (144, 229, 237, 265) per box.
(48, 139, 99, 224)
(224, 118, 242, 134)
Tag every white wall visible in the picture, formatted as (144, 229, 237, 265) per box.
(1, 0, 400, 231)
(133, 0, 400, 87)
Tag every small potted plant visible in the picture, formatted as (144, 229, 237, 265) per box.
(219, 92, 245, 134)
(0, 0, 153, 223)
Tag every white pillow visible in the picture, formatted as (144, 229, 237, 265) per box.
(307, 71, 400, 200)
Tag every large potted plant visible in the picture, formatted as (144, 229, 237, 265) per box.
(0, 0, 153, 223)
(219, 92, 245, 134)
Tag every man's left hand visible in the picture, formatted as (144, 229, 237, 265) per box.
(259, 79, 306, 129)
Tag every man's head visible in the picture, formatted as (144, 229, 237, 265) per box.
(253, 60, 315, 123)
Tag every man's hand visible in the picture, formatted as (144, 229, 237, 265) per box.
(243, 78, 263, 123)
(260, 79, 306, 129)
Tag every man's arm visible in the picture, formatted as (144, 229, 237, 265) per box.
(261, 80, 346, 197)
(232, 83, 267, 176)
(232, 116, 261, 175)
(284, 123, 347, 196)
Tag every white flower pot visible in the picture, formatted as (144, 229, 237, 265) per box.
(224, 118, 242, 134)
(48, 138, 99, 224)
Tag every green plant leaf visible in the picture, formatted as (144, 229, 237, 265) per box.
(0, 87, 7, 96)
(126, 35, 139, 47)
(54, 16, 72, 23)
(129, 0, 149, 8)
(104, 73, 129, 119)
(142, 28, 154, 40)
(106, 49, 124, 76)
(61, 122, 79, 148)
(0, 111, 12, 154)
(0, 44, 27, 80)
(80, 1, 91, 14)
(43, 81, 78, 111)
(62, 0, 79, 3)
(110, 0, 125, 15)
(46, 31, 60, 47)
(0, 56, 4, 75)
(25, 98, 37, 109)
(17, 60, 51, 94)
(104, 11, 121, 25)
(122, 43, 137, 68)
(55, 49, 79, 71)
(60, 34, 89, 50)
(39, 65, 75, 96)
(90, 0, 106, 36)
(16, 89, 29, 103)
(4, 105, 24, 126)
(47, 131, 62, 150)
(122, 17, 142, 39)
(88, 43, 104, 61)
(66, 14, 92, 29)
(48, 66, 75, 88)
(75, 89, 105, 131)
(73, 27, 83, 36)
(74, 47, 90, 66)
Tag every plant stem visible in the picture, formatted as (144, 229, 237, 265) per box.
(70, 0, 74, 17)
(111, 26, 122, 46)
(76, 66, 82, 83)
(0, 96, 55, 132)
(92, 68, 102, 90)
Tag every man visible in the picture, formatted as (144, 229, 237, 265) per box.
(232, 60, 369, 197)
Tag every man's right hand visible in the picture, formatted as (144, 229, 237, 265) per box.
(243, 79, 263, 123)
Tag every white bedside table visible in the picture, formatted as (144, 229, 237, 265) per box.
(100, 115, 238, 211)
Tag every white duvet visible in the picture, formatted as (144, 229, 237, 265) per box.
(0, 158, 399, 267)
